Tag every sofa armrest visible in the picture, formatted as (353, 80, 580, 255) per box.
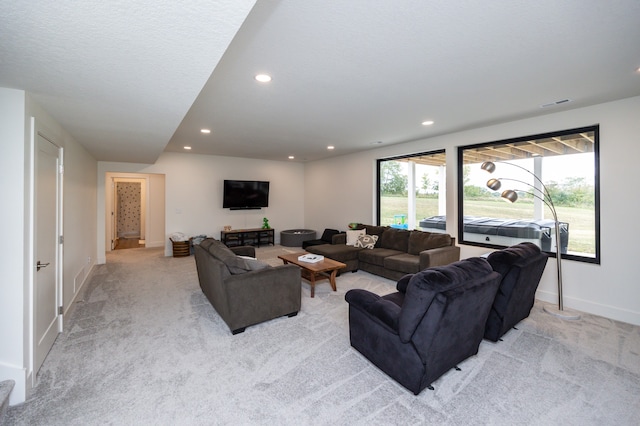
(331, 232, 347, 245)
(345, 289, 400, 332)
(222, 264, 301, 328)
(230, 246, 256, 257)
(419, 245, 461, 269)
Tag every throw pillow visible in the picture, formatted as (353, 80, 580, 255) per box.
(354, 234, 378, 249)
(237, 255, 271, 271)
(346, 229, 366, 246)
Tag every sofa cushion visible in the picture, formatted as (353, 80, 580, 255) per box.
(355, 234, 378, 249)
(346, 229, 366, 246)
(203, 238, 253, 274)
(384, 253, 421, 274)
(363, 225, 386, 235)
(358, 248, 404, 266)
(379, 228, 410, 252)
(307, 243, 362, 262)
(408, 231, 452, 255)
(359, 225, 385, 246)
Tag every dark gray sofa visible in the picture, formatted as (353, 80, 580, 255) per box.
(194, 238, 301, 334)
(306, 224, 460, 281)
(345, 257, 502, 394)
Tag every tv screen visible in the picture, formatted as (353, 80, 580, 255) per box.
(223, 180, 270, 210)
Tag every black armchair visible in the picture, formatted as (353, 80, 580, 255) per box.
(345, 257, 501, 395)
(302, 228, 342, 249)
(484, 242, 549, 342)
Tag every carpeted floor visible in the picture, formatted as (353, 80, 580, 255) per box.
(6, 246, 640, 425)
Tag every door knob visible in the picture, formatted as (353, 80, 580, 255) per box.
(36, 261, 50, 271)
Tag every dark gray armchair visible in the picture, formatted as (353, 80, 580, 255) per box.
(345, 257, 501, 395)
(195, 238, 301, 334)
(484, 242, 549, 342)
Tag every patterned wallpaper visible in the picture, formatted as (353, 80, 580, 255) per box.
(117, 182, 141, 238)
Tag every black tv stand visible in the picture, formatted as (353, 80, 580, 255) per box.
(221, 228, 274, 247)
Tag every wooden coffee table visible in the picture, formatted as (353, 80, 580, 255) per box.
(278, 252, 346, 297)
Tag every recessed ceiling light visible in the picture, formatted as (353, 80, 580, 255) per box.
(184, 146, 192, 150)
(327, 145, 335, 150)
(255, 74, 272, 83)
(288, 155, 295, 159)
(200, 129, 211, 134)
(422, 120, 434, 126)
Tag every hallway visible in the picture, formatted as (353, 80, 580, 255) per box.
(114, 237, 145, 250)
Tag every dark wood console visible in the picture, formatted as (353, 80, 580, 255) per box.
(221, 228, 274, 247)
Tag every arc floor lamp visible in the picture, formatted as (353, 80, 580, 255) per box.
(481, 161, 580, 320)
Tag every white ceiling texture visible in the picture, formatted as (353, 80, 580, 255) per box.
(2, 1, 640, 164)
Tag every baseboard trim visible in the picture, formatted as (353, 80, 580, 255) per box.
(145, 241, 164, 248)
(536, 290, 640, 326)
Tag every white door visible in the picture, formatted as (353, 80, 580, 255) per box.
(112, 180, 118, 250)
(34, 133, 61, 374)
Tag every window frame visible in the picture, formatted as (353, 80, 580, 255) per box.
(376, 149, 446, 227)
(457, 125, 600, 264)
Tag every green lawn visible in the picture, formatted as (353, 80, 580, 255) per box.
(380, 196, 595, 254)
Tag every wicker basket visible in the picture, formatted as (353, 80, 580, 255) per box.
(170, 238, 191, 257)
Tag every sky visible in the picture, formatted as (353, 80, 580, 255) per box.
(467, 153, 595, 190)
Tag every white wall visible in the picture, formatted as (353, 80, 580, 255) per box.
(0, 89, 98, 405)
(305, 96, 640, 326)
(0, 88, 28, 404)
(59, 127, 98, 310)
(97, 152, 305, 261)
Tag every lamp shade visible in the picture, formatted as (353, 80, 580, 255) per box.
(501, 189, 518, 203)
(481, 161, 496, 173)
(486, 178, 502, 191)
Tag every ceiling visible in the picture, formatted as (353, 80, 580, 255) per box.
(2, 1, 639, 164)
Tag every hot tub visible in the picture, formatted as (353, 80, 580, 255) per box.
(419, 215, 569, 253)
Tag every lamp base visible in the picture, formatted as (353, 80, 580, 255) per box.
(543, 304, 581, 320)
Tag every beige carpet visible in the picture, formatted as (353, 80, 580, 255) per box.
(6, 245, 640, 425)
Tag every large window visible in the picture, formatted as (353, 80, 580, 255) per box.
(377, 150, 446, 230)
(458, 125, 600, 263)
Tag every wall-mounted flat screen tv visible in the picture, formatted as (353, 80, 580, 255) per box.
(223, 180, 270, 210)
